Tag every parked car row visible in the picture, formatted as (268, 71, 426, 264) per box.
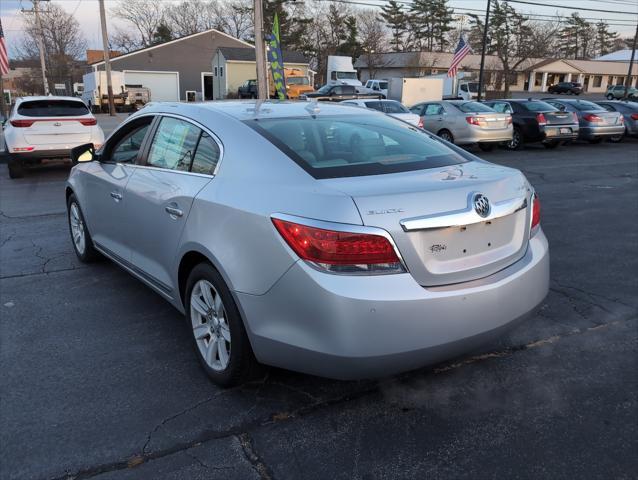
(343, 96, 635, 151)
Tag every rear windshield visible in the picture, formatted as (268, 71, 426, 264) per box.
(521, 101, 557, 112)
(246, 114, 468, 179)
(17, 100, 89, 117)
(571, 100, 605, 112)
(451, 102, 494, 113)
(363, 101, 384, 112)
(381, 101, 409, 114)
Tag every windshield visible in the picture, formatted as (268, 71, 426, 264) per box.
(287, 77, 310, 86)
(522, 101, 558, 112)
(451, 102, 494, 113)
(571, 100, 605, 112)
(336, 72, 358, 80)
(17, 100, 89, 117)
(317, 85, 332, 94)
(246, 114, 468, 179)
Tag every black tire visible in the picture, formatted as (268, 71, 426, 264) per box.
(67, 194, 100, 262)
(543, 140, 560, 149)
(588, 137, 603, 144)
(608, 133, 624, 143)
(7, 158, 25, 179)
(437, 129, 454, 143)
(506, 127, 523, 150)
(606, 94, 614, 100)
(185, 263, 261, 387)
(478, 143, 495, 152)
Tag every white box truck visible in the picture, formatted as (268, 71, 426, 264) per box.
(387, 77, 444, 106)
(82, 71, 130, 112)
(326, 56, 362, 87)
(428, 73, 481, 100)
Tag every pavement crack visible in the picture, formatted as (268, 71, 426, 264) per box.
(237, 433, 275, 480)
(0, 266, 88, 280)
(552, 280, 635, 311)
(0, 210, 66, 220)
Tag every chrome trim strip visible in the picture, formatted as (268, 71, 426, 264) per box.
(400, 195, 528, 232)
(270, 212, 409, 273)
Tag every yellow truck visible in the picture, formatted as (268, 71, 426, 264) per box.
(269, 68, 314, 99)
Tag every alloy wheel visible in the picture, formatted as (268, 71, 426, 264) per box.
(69, 203, 86, 255)
(190, 279, 231, 371)
(508, 130, 521, 149)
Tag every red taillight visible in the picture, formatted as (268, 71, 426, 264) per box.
(536, 113, 547, 126)
(506, 115, 512, 125)
(631, 113, 638, 120)
(13, 147, 35, 152)
(417, 117, 424, 129)
(10, 119, 35, 127)
(572, 112, 579, 123)
(531, 194, 541, 232)
(583, 113, 602, 122)
(79, 118, 97, 126)
(272, 217, 403, 273)
(466, 116, 480, 126)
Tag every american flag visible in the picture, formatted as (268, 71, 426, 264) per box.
(447, 36, 470, 78)
(0, 18, 9, 76)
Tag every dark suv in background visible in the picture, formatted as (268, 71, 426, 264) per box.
(238, 79, 258, 99)
(484, 99, 579, 149)
(547, 82, 583, 95)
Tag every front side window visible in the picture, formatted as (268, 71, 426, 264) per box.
(246, 114, 468, 179)
(147, 117, 201, 171)
(109, 124, 151, 163)
(489, 102, 512, 114)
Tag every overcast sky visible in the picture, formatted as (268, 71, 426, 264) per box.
(1, 0, 636, 59)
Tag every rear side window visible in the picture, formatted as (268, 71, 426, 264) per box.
(18, 100, 89, 117)
(364, 101, 384, 111)
(246, 114, 468, 179)
(521, 101, 557, 112)
(489, 102, 512, 114)
(451, 102, 494, 113)
(147, 117, 201, 172)
(382, 101, 409, 114)
(191, 132, 220, 175)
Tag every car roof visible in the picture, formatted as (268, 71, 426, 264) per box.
(541, 98, 594, 103)
(140, 100, 386, 121)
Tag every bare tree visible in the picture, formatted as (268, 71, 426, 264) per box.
(213, 0, 254, 40)
(357, 9, 390, 79)
(19, 3, 87, 92)
(111, 0, 165, 48)
(110, 27, 142, 53)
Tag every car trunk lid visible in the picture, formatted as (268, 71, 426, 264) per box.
(321, 161, 532, 286)
(544, 111, 575, 125)
(466, 112, 511, 129)
(22, 118, 92, 145)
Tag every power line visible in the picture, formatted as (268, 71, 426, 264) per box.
(504, 0, 637, 15)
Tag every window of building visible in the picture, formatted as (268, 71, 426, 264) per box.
(219, 67, 224, 77)
(214, 66, 218, 76)
(593, 76, 602, 88)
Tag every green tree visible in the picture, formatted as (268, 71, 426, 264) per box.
(151, 22, 173, 45)
(337, 16, 361, 59)
(380, 0, 409, 52)
(595, 21, 618, 57)
(560, 13, 595, 59)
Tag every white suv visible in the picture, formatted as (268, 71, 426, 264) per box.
(2, 96, 104, 179)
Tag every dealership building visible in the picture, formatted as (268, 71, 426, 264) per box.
(355, 51, 638, 93)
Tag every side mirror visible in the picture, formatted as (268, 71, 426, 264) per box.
(71, 143, 97, 165)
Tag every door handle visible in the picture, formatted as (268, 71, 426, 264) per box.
(165, 206, 183, 217)
(110, 191, 122, 201)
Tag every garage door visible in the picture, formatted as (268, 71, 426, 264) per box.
(124, 71, 179, 102)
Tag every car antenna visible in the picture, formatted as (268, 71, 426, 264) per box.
(305, 101, 320, 115)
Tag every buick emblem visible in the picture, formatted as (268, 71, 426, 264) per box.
(53, 122, 62, 127)
(473, 193, 490, 218)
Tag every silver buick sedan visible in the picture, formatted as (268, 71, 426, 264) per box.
(66, 101, 549, 386)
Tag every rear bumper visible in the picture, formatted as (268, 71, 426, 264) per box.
(540, 124, 580, 141)
(579, 125, 626, 139)
(7, 148, 73, 162)
(463, 127, 513, 144)
(237, 230, 550, 380)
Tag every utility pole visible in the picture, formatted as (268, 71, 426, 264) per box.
(98, 0, 116, 116)
(477, 0, 490, 102)
(22, 0, 50, 95)
(623, 23, 637, 101)
(253, 0, 268, 100)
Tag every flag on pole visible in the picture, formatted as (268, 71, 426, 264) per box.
(0, 19, 10, 75)
(447, 36, 470, 78)
(266, 13, 287, 100)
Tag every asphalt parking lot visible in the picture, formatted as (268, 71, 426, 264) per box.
(1, 119, 637, 479)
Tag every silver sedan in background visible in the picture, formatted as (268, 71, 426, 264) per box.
(542, 98, 625, 143)
(409, 100, 513, 151)
(340, 99, 421, 126)
(595, 100, 638, 141)
(66, 101, 549, 386)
